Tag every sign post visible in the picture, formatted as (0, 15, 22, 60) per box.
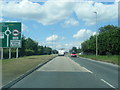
(9, 48, 11, 59)
(0, 22, 21, 59)
(16, 48, 18, 58)
(0, 48, 3, 60)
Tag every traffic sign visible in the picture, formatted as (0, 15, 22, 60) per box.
(0, 22, 21, 48)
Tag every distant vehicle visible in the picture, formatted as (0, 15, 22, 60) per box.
(58, 50, 65, 56)
(70, 52, 77, 57)
(79, 53, 82, 55)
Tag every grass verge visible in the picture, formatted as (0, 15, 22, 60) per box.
(79, 55, 119, 66)
(2, 55, 57, 85)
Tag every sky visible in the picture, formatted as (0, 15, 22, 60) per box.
(0, 0, 118, 51)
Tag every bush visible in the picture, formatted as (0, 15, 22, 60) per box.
(25, 49, 34, 56)
(3, 48, 17, 59)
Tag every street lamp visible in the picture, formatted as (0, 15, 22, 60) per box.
(94, 12, 98, 56)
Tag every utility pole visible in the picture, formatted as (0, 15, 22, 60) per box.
(94, 12, 98, 56)
(52, 29, 54, 54)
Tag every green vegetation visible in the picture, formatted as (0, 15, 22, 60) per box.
(80, 55, 119, 65)
(3, 36, 58, 59)
(2, 55, 57, 85)
(69, 25, 120, 65)
(69, 47, 81, 53)
(81, 25, 120, 55)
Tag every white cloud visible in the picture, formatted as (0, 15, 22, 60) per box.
(74, 1, 118, 26)
(46, 35, 64, 42)
(92, 32, 96, 36)
(63, 18, 79, 27)
(73, 29, 96, 39)
(1, 0, 118, 26)
(1, 0, 75, 25)
(22, 24, 28, 31)
(5, 20, 19, 22)
(0, 18, 3, 22)
(55, 42, 82, 51)
(46, 35, 58, 42)
(39, 40, 82, 51)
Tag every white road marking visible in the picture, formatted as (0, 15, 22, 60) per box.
(39, 70, 83, 72)
(81, 67, 93, 74)
(68, 57, 93, 73)
(101, 79, 116, 88)
(37, 56, 93, 73)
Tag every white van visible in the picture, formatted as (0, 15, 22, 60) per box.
(58, 50, 65, 56)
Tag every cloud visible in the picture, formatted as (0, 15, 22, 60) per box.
(22, 24, 28, 31)
(74, 1, 118, 26)
(1, 0, 75, 25)
(73, 29, 96, 40)
(1, 0, 118, 26)
(42, 41, 81, 51)
(46, 35, 58, 42)
(46, 34, 64, 42)
(0, 18, 3, 22)
(54, 42, 82, 51)
(63, 18, 79, 27)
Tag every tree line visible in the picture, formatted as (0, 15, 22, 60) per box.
(69, 47, 81, 53)
(81, 25, 120, 55)
(3, 36, 58, 59)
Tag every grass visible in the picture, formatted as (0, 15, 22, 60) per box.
(2, 55, 57, 85)
(79, 55, 119, 66)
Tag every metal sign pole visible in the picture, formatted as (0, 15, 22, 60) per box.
(0, 48, 3, 60)
(16, 48, 18, 58)
(9, 48, 11, 59)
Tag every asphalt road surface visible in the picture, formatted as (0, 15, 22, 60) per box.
(10, 56, 119, 88)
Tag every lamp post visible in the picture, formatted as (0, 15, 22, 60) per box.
(52, 29, 54, 54)
(94, 12, 98, 56)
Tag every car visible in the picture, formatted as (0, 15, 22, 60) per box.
(70, 52, 77, 57)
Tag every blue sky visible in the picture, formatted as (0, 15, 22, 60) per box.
(0, 0, 118, 51)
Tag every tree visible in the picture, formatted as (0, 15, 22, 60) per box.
(25, 38, 38, 54)
(81, 25, 120, 55)
(38, 46, 44, 55)
(77, 47, 81, 53)
(20, 35, 26, 56)
(99, 25, 118, 33)
(43, 46, 52, 55)
(71, 47, 77, 52)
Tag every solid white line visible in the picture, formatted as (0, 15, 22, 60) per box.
(68, 57, 93, 73)
(81, 67, 93, 73)
(101, 79, 116, 88)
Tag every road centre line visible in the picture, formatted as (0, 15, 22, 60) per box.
(101, 79, 116, 88)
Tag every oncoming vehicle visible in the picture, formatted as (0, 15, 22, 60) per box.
(70, 52, 77, 57)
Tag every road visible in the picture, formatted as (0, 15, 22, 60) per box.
(9, 56, 119, 88)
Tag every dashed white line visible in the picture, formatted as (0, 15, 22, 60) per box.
(101, 79, 116, 88)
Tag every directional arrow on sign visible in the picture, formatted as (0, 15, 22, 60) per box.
(5, 27, 11, 47)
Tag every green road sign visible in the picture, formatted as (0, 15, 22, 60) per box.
(0, 22, 21, 48)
